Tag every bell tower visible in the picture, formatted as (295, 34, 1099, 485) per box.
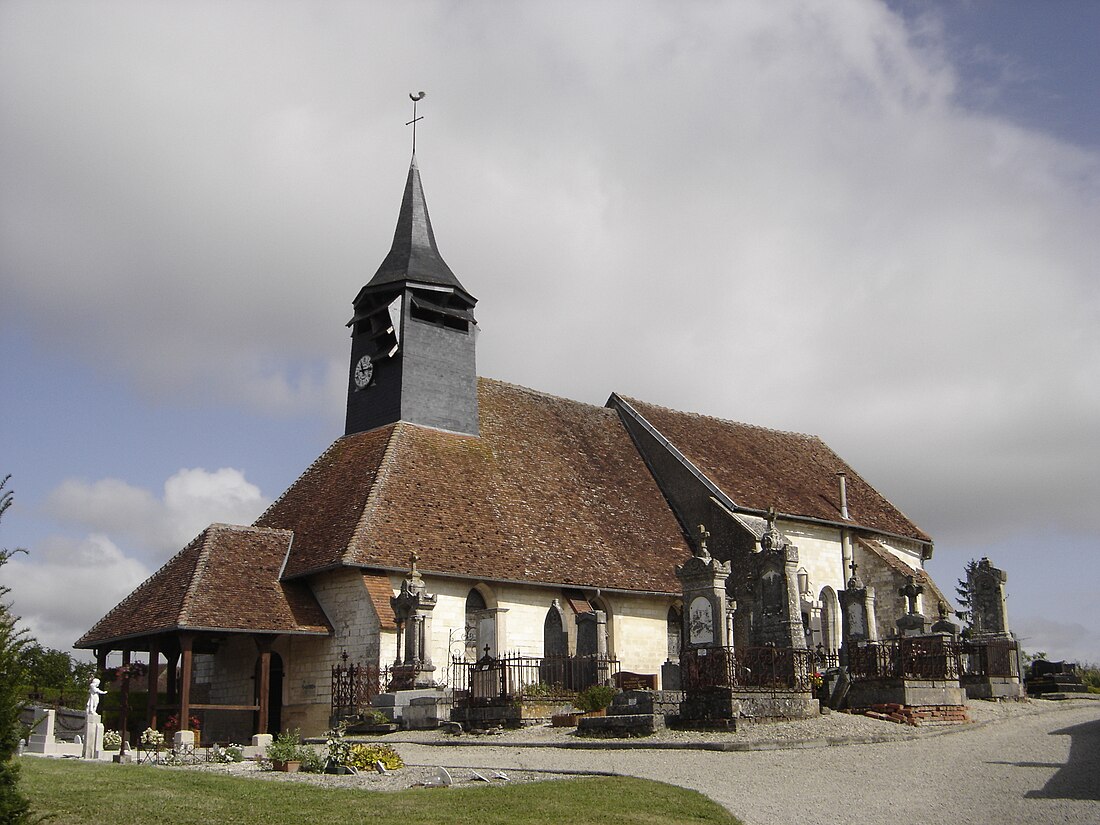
(344, 154, 479, 437)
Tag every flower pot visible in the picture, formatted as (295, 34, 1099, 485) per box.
(273, 759, 301, 773)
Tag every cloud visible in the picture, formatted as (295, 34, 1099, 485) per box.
(45, 467, 268, 561)
(1, 3, 1098, 646)
(5, 534, 150, 653)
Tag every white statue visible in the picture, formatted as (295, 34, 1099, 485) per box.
(85, 677, 107, 716)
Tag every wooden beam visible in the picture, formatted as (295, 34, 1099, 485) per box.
(166, 651, 179, 703)
(178, 633, 194, 737)
(119, 649, 131, 747)
(187, 703, 261, 711)
(255, 636, 272, 737)
(146, 638, 160, 733)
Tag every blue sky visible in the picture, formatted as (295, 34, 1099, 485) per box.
(2, 0, 1098, 663)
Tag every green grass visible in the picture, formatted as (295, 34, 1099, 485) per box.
(19, 757, 739, 825)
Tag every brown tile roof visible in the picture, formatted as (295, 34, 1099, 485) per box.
(617, 396, 931, 543)
(856, 537, 949, 608)
(256, 427, 396, 578)
(75, 524, 331, 648)
(271, 379, 693, 592)
(362, 573, 398, 630)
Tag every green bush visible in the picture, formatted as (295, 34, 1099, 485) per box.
(346, 743, 404, 771)
(298, 744, 326, 773)
(575, 685, 616, 713)
(265, 729, 304, 765)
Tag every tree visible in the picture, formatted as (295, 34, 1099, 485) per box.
(0, 476, 34, 823)
(954, 558, 979, 635)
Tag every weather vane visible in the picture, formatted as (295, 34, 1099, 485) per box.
(407, 91, 426, 154)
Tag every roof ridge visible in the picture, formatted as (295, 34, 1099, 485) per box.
(179, 526, 219, 625)
(617, 393, 820, 440)
(480, 376, 611, 413)
(75, 531, 206, 646)
(343, 423, 404, 565)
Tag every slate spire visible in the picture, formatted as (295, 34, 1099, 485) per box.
(365, 155, 473, 301)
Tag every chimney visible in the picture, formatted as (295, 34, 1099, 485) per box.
(837, 472, 849, 520)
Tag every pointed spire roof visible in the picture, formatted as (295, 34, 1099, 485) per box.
(364, 155, 474, 302)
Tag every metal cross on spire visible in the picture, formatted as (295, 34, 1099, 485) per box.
(407, 91, 426, 154)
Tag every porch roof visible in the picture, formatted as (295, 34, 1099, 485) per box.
(75, 524, 331, 649)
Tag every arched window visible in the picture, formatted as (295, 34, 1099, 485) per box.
(819, 586, 841, 656)
(465, 587, 495, 659)
(667, 604, 683, 660)
(543, 601, 567, 658)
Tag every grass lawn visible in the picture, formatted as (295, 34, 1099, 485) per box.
(19, 757, 740, 825)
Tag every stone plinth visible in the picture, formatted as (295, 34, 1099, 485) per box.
(26, 708, 83, 757)
(679, 689, 819, 727)
(82, 713, 104, 759)
(848, 678, 966, 709)
(962, 675, 1025, 700)
(372, 688, 450, 723)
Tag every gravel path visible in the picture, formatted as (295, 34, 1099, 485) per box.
(390, 699, 1100, 825)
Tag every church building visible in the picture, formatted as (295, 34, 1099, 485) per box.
(77, 150, 946, 741)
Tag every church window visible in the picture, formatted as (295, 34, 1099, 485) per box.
(464, 587, 496, 660)
(667, 604, 683, 660)
(543, 602, 567, 658)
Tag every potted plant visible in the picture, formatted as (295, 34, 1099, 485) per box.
(267, 729, 304, 772)
(575, 685, 616, 718)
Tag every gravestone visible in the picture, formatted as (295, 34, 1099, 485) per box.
(895, 575, 930, 637)
(839, 562, 877, 656)
(969, 558, 1011, 639)
(390, 552, 439, 688)
(752, 512, 805, 650)
(675, 526, 730, 650)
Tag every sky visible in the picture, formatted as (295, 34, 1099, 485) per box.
(1, 0, 1098, 664)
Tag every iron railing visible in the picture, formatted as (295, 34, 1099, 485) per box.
(961, 639, 1020, 678)
(331, 658, 391, 721)
(680, 646, 814, 693)
(847, 637, 962, 682)
(450, 653, 620, 706)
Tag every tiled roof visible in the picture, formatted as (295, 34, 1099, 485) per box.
(75, 525, 331, 648)
(856, 537, 949, 608)
(617, 396, 930, 543)
(362, 573, 398, 630)
(256, 427, 396, 579)
(271, 379, 694, 592)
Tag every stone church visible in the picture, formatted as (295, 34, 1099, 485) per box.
(77, 152, 947, 740)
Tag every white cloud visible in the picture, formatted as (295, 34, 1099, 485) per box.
(1, 3, 1098, 647)
(5, 534, 150, 653)
(45, 468, 268, 561)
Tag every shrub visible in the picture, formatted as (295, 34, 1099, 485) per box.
(298, 745, 326, 773)
(575, 685, 616, 713)
(324, 724, 352, 768)
(346, 743, 404, 771)
(266, 729, 304, 765)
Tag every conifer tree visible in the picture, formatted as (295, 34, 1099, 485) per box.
(0, 475, 34, 824)
(954, 558, 979, 635)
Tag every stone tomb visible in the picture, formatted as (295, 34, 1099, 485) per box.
(676, 524, 818, 728)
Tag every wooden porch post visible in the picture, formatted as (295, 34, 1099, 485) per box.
(119, 649, 131, 746)
(255, 636, 272, 737)
(166, 650, 179, 703)
(146, 638, 160, 732)
(178, 633, 194, 733)
(95, 648, 108, 676)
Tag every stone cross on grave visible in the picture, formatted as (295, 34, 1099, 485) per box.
(847, 561, 864, 590)
(695, 524, 712, 560)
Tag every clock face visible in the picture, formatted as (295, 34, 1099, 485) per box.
(353, 355, 373, 389)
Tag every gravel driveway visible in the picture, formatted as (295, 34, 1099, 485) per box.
(391, 699, 1100, 825)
